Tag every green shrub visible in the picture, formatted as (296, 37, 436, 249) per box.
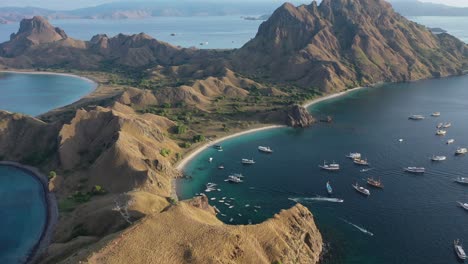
(160, 148, 172, 157)
(92, 185, 107, 195)
(192, 135, 205, 143)
(48, 171, 57, 180)
(176, 124, 187, 134)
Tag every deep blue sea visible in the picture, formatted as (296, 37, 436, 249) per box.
(0, 72, 95, 116)
(0, 166, 46, 264)
(179, 75, 468, 264)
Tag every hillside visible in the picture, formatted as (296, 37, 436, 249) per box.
(234, 0, 468, 92)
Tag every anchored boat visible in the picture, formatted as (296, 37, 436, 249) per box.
(456, 147, 468, 155)
(319, 161, 340, 171)
(431, 155, 446, 161)
(225, 175, 243, 183)
(455, 177, 468, 185)
(326, 181, 333, 195)
(454, 239, 467, 260)
(241, 158, 256, 165)
(436, 130, 447, 136)
(447, 139, 455, 144)
(353, 158, 370, 166)
(409, 115, 425, 120)
(431, 112, 441, 117)
(404, 167, 425, 174)
(352, 183, 370, 196)
(457, 201, 468, 211)
(258, 146, 273, 153)
(443, 122, 452, 128)
(346, 152, 361, 159)
(367, 177, 384, 189)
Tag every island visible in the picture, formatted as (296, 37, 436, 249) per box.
(0, 0, 467, 263)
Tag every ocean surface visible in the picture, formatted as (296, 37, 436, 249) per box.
(0, 72, 95, 116)
(0, 16, 466, 49)
(179, 75, 468, 264)
(0, 165, 47, 264)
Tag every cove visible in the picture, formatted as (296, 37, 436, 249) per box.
(0, 165, 47, 264)
(0, 72, 96, 116)
(178, 75, 468, 264)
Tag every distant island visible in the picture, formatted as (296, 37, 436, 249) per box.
(1, 0, 468, 23)
(0, 0, 467, 263)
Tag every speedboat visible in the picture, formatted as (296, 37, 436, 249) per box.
(431, 112, 441, 117)
(326, 181, 333, 195)
(218, 165, 225, 170)
(456, 148, 468, 155)
(409, 115, 425, 120)
(404, 167, 425, 174)
(319, 161, 340, 171)
(455, 177, 468, 185)
(241, 158, 256, 165)
(225, 175, 243, 183)
(454, 239, 467, 260)
(436, 130, 447, 136)
(437, 123, 443, 129)
(230, 173, 244, 178)
(352, 183, 370, 196)
(447, 139, 455, 144)
(457, 201, 468, 211)
(367, 177, 384, 189)
(346, 152, 361, 159)
(209, 157, 213, 163)
(443, 122, 452, 128)
(258, 146, 273, 153)
(353, 158, 370, 166)
(214, 145, 223, 151)
(360, 168, 373, 173)
(205, 183, 217, 192)
(431, 155, 447, 161)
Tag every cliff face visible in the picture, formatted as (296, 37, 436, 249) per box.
(234, 0, 468, 92)
(59, 196, 322, 264)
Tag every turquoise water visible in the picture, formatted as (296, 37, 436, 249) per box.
(179, 75, 468, 264)
(0, 165, 47, 264)
(0, 72, 95, 116)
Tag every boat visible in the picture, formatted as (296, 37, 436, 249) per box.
(398, 138, 404, 142)
(225, 175, 243, 183)
(457, 201, 468, 211)
(258, 146, 274, 153)
(326, 181, 333, 195)
(205, 183, 217, 192)
(218, 165, 225, 170)
(431, 112, 441, 117)
(352, 183, 370, 196)
(454, 239, 467, 260)
(437, 123, 443, 129)
(436, 130, 447, 136)
(456, 148, 468, 155)
(404, 167, 425, 174)
(360, 168, 373, 173)
(443, 122, 452, 128)
(431, 155, 447, 161)
(455, 177, 468, 185)
(409, 115, 425, 120)
(447, 139, 455, 144)
(346, 152, 362, 159)
(367, 177, 384, 188)
(353, 158, 370, 166)
(209, 157, 213, 163)
(241, 158, 256, 165)
(319, 161, 340, 171)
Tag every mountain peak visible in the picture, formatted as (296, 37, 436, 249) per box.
(15, 16, 68, 43)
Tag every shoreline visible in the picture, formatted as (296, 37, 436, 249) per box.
(0, 69, 98, 86)
(175, 85, 367, 172)
(0, 161, 58, 264)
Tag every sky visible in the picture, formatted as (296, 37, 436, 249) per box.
(1, 0, 468, 10)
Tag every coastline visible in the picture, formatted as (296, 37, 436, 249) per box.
(0, 70, 98, 87)
(175, 85, 367, 172)
(0, 161, 58, 264)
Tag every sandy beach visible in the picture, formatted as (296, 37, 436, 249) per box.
(303, 86, 366, 109)
(0, 161, 58, 264)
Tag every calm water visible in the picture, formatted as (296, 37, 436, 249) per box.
(410, 16, 468, 43)
(0, 16, 263, 49)
(0, 166, 47, 264)
(179, 75, 468, 264)
(0, 72, 95, 116)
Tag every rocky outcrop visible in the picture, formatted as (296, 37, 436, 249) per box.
(285, 105, 315, 128)
(234, 0, 468, 92)
(60, 200, 322, 264)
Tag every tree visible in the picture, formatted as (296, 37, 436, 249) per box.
(192, 135, 206, 143)
(176, 124, 187, 134)
(160, 148, 171, 157)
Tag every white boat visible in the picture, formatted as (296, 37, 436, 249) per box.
(456, 148, 468, 155)
(443, 122, 452, 128)
(398, 138, 404, 142)
(205, 183, 217, 192)
(225, 175, 243, 183)
(431, 155, 447, 161)
(409, 115, 425, 120)
(404, 167, 425, 174)
(454, 239, 467, 260)
(353, 158, 370, 166)
(352, 183, 370, 196)
(209, 157, 213, 163)
(230, 173, 244, 178)
(457, 201, 468, 211)
(241, 158, 256, 165)
(346, 152, 361, 159)
(431, 112, 441, 117)
(437, 123, 443, 129)
(447, 139, 455, 144)
(258, 146, 273, 153)
(326, 181, 333, 195)
(214, 145, 223, 151)
(218, 165, 225, 170)
(455, 177, 468, 185)
(436, 130, 447, 136)
(319, 161, 340, 171)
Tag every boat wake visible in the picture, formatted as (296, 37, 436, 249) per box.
(289, 197, 344, 203)
(340, 218, 374, 236)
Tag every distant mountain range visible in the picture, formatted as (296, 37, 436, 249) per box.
(1, 0, 468, 24)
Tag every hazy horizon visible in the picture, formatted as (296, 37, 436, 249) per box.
(1, 0, 468, 11)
